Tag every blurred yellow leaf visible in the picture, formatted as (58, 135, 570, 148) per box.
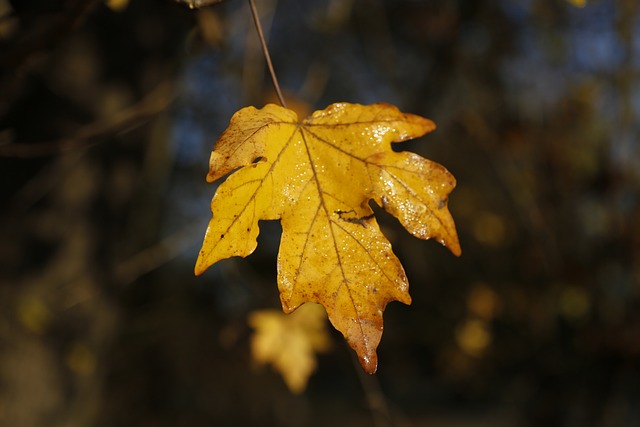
(105, 0, 129, 12)
(249, 303, 331, 393)
(567, 0, 586, 7)
(66, 343, 97, 376)
(196, 102, 460, 372)
(17, 296, 51, 334)
(456, 318, 491, 356)
(472, 211, 508, 247)
(0, 0, 18, 40)
(197, 8, 224, 47)
(467, 283, 501, 319)
(560, 286, 590, 321)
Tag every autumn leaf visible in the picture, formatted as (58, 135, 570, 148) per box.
(249, 303, 331, 393)
(195, 102, 460, 373)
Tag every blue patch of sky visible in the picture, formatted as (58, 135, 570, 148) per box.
(164, 49, 245, 241)
(565, 2, 624, 74)
(496, 0, 639, 126)
(171, 51, 245, 168)
(327, 38, 400, 105)
(499, 0, 533, 22)
(499, 0, 640, 190)
(635, 17, 640, 68)
(497, 2, 561, 119)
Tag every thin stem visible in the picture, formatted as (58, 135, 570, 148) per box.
(350, 351, 394, 427)
(248, 0, 287, 108)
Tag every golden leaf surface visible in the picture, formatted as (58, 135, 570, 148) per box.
(249, 303, 331, 393)
(195, 102, 460, 373)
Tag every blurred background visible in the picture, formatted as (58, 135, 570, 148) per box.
(1, 0, 639, 426)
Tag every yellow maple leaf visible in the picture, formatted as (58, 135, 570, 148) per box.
(249, 303, 331, 393)
(195, 102, 460, 373)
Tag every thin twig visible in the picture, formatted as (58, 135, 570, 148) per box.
(0, 81, 174, 157)
(248, 0, 287, 108)
(350, 351, 395, 427)
(115, 222, 203, 287)
(0, 0, 103, 69)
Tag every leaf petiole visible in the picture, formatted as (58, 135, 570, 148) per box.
(248, 0, 287, 108)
